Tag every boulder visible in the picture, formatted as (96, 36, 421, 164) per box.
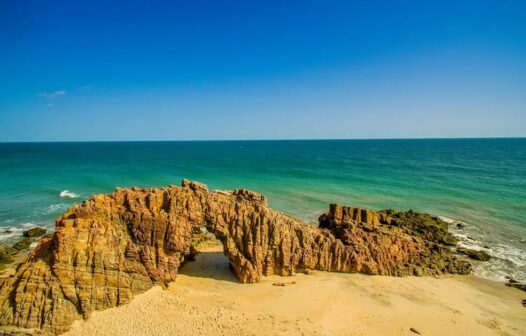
(456, 222, 466, 229)
(457, 247, 491, 261)
(22, 227, 47, 238)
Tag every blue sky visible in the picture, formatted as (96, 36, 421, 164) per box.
(0, 0, 525, 141)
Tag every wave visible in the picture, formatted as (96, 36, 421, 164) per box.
(444, 215, 526, 282)
(438, 216, 455, 224)
(0, 222, 51, 242)
(0, 226, 25, 242)
(60, 190, 79, 198)
(42, 203, 69, 215)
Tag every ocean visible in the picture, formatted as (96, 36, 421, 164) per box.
(0, 139, 525, 282)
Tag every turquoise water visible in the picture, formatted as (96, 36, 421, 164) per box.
(0, 139, 525, 281)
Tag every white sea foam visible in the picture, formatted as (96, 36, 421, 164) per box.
(438, 216, 455, 224)
(444, 215, 526, 282)
(0, 226, 24, 241)
(0, 223, 42, 241)
(0, 222, 54, 244)
(60, 190, 79, 198)
(42, 203, 69, 215)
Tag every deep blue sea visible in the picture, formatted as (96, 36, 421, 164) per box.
(0, 139, 525, 281)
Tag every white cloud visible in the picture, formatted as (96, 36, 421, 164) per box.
(37, 90, 67, 99)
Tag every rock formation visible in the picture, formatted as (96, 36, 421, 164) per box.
(0, 180, 471, 335)
(0, 181, 209, 335)
(207, 199, 471, 282)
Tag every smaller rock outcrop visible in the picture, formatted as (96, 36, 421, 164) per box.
(11, 238, 32, 252)
(456, 247, 491, 261)
(0, 246, 17, 270)
(317, 205, 471, 276)
(22, 227, 47, 238)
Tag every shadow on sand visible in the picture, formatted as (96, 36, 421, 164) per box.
(179, 250, 241, 283)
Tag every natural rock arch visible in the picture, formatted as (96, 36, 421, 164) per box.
(0, 180, 470, 335)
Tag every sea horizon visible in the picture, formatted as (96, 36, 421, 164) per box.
(1, 136, 525, 144)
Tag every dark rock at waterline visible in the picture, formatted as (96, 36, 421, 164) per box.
(456, 247, 491, 261)
(0, 245, 18, 270)
(508, 283, 526, 292)
(22, 227, 46, 238)
(12, 238, 32, 252)
(456, 222, 466, 229)
(505, 278, 526, 292)
(0, 246, 17, 263)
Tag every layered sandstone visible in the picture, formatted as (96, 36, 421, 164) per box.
(206, 195, 471, 283)
(0, 181, 209, 335)
(0, 181, 471, 335)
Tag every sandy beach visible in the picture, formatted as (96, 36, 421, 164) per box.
(64, 243, 525, 336)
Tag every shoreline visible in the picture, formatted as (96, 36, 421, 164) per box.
(63, 243, 525, 336)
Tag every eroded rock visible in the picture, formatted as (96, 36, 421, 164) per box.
(207, 201, 471, 283)
(0, 181, 471, 334)
(0, 182, 209, 335)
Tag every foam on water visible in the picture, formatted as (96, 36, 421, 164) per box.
(438, 216, 455, 224)
(0, 221, 55, 244)
(0, 222, 44, 241)
(0, 226, 25, 242)
(41, 203, 70, 215)
(60, 190, 79, 198)
(442, 216, 526, 282)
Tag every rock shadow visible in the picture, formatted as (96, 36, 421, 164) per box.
(180, 251, 240, 283)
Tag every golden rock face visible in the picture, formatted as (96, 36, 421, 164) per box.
(0, 180, 470, 335)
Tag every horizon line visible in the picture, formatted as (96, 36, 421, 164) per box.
(1, 136, 525, 144)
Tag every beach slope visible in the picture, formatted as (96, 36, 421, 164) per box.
(65, 244, 525, 336)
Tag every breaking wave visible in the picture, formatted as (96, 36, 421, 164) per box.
(0, 222, 41, 242)
(42, 203, 69, 215)
(441, 216, 526, 282)
(60, 190, 79, 198)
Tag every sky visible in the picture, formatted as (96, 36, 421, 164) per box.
(0, 0, 525, 141)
